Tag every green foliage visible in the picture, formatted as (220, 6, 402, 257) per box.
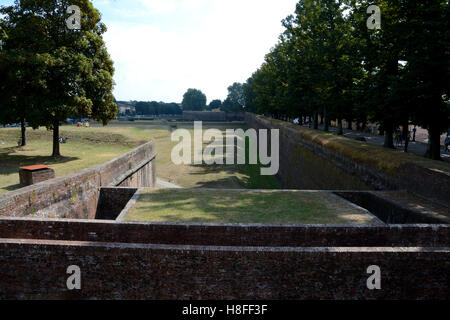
(134, 101, 182, 115)
(207, 99, 222, 111)
(0, 0, 117, 156)
(181, 88, 207, 111)
(221, 82, 245, 112)
(241, 0, 450, 160)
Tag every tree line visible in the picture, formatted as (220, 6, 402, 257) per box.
(237, 0, 449, 160)
(133, 101, 182, 116)
(181, 87, 248, 113)
(0, 0, 116, 157)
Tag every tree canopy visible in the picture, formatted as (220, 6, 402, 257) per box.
(0, 0, 117, 156)
(221, 83, 245, 112)
(134, 101, 182, 116)
(241, 0, 450, 160)
(208, 99, 222, 111)
(182, 88, 207, 111)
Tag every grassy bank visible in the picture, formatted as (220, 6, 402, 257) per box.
(125, 189, 377, 224)
(258, 115, 450, 175)
(0, 123, 279, 194)
(0, 126, 148, 194)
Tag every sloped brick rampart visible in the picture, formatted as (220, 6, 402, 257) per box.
(0, 142, 157, 219)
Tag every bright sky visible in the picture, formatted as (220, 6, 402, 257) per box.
(0, 0, 298, 103)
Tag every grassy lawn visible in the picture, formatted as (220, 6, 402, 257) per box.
(0, 126, 149, 194)
(0, 122, 279, 194)
(125, 189, 377, 224)
(150, 123, 279, 189)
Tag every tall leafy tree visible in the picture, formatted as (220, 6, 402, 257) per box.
(0, 4, 44, 146)
(222, 82, 245, 112)
(400, 0, 450, 159)
(241, 0, 449, 160)
(182, 88, 207, 111)
(0, 0, 117, 157)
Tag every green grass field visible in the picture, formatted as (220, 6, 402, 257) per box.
(125, 189, 378, 224)
(0, 123, 279, 194)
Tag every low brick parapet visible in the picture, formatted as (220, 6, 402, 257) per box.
(0, 142, 157, 219)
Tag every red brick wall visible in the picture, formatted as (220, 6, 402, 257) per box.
(245, 113, 450, 207)
(0, 142, 157, 219)
(0, 238, 448, 300)
(1, 218, 449, 247)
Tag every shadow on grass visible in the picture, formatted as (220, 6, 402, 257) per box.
(184, 140, 280, 189)
(186, 162, 280, 190)
(128, 189, 337, 224)
(2, 183, 24, 191)
(0, 154, 79, 174)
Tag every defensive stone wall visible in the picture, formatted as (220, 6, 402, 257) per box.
(182, 111, 244, 122)
(0, 219, 448, 299)
(245, 113, 450, 207)
(1, 218, 448, 247)
(0, 142, 157, 219)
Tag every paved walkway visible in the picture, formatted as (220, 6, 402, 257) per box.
(308, 124, 450, 162)
(156, 178, 183, 189)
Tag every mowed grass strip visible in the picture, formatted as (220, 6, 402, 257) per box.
(0, 126, 149, 194)
(0, 123, 279, 194)
(125, 189, 376, 224)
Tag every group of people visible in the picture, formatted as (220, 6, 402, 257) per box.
(395, 128, 450, 154)
(76, 121, 90, 128)
(394, 130, 410, 148)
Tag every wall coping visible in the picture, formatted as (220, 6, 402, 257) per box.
(0, 216, 448, 229)
(1, 238, 450, 253)
(0, 141, 156, 202)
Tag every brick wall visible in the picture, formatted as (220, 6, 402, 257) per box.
(0, 142, 157, 219)
(1, 219, 448, 299)
(0, 238, 448, 300)
(1, 218, 449, 247)
(245, 114, 450, 207)
(182, 111, 245, 122)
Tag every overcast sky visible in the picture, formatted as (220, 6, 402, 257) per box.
(0, 0, 298, 103)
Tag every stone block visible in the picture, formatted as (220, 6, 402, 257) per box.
(19, 165, 55, 186)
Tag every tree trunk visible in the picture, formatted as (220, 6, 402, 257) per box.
(323, 108, 329, 132)
(347, 120, 352, 130)
(313, 113, 319, 130)
(384, 124, 395, 149)
(20, 118, 26, 147)
(427, 125, 442, 160)
(320, 113, 324, 125)
(52, 119, 61, 157)
(337, 118, 344, 135)
(403, 122, 409, 153)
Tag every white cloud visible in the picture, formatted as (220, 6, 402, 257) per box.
(102, 0, 298, 102)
